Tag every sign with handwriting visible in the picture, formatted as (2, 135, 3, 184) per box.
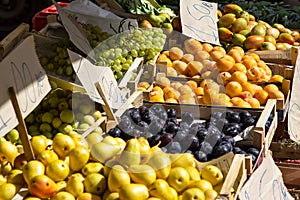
(180, 0, 220, 45)
(0, 36, 51, 136)
(288, 49, 300, 142)
(68, 50, 127, 109)
(239, 152, 293, 200)
(52, 0, 95, 58)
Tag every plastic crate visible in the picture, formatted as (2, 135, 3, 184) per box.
(32, 2, 69, 31)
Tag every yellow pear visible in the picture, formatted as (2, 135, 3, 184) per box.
(205, 189, 219, 200)
(51, 191, 75, 200)
(77, 192, 101, 200)
(0, 183, 19, 200)
(56, 180, 67, 192)
(119, 183, 149, 200)
(65, 174, 84, 197)
(108, 165, 131, 192)
(128, 164, 156, 186)
(82, 162, 104, 176)
(147, 152, 171, 179)
(184, 166, 201, 181)
(182, 188, 205, 200)
(91, 142, 121, 163)
(103, 158, 120, 177)
(149, 179, 173, 199)
(23, 160, 45, 185)
(120, 138, 140, 167)
(52, 134, 75, 159)
(6, 169, 25, 186)
(69, 146, 90, 172)
(37, 149, 59, 166)
(30, 135, 48, 156)
(201, 165, 224, 186)
(187, 179, 213, 192)
(170, 153, 196, 168)
(167, 167, 190, 192)
(0, 140, 18, 163)
(84, 173, 106, 196)
(105, 192, 119, 200)
(46, 159, 69, 182)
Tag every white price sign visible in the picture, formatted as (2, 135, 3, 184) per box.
(0, 36, 51, 136)
(69, 50, 127, 109)
(239, 152, 294, 200)
(288, 47, 300, 142)
(180, 0, 220, 45)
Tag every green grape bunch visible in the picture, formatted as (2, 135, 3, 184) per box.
(81, 23, 112, 48)
(39, 39, 79, 81)
(94, 27, 167, 81)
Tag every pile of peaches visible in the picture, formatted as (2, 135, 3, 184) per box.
(151, 38, 285, 108)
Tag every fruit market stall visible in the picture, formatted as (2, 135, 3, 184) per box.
(0, 0, 300, 199)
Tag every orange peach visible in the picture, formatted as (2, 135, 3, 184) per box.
(230, 97, 251, 108)
(230, 71, 248, 85)
(269, 75, 284, 83)
(157, 56, 172, 68)
(201, 70, 212, 79)
(181, 54, 194, 63)
(246, 66, 261, 81)
(204, 82, 220, 93)
(202, 43, 214, 53)
(242, 57, 257, 70)
(169, 47, 184, 61)
(195, 96, 205, 104)
(226, 81, 243, 98)
(210, 50, 226, 61)
(212, 46, 226, 54)
(200, 79, 215, 88)
(152, 86, 164, 94)
(184, 38, 203, 54)
(194, 87, 204, 96)
(229, 63, 247, 74)
(245, 97, 261, 108)
(216, 55, 235, 72)
(231, 46, 245, 57)
(264, 84, 279, 94)
(242, 82, 255, 95)
(138, 82, 151, 90)
(202, 59, 216, 71)
(203, 90, 219, 105)
(184, 61, 205, 77)
(216, 93, 231, 105)
(172, 60, 188, 75)
(228, 49, 243, 63)
(239, 91, 252, 100)
(163, 87, 180, 100)
(179, 94, 196, 104)
(253, 90, 269, 105)
(186, 80, 198, 91)
(269, 90, 284, 99)
(217, 72, 231, 85)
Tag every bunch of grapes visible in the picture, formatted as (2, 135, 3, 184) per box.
(81, 23, 112, 48)
(94, 28, 166, 81)
(39, 39, 79, 81)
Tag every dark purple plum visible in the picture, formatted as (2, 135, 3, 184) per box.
(227, 112, 241, 123)
(239, 111, 252, 122)
(243, 117, 256, 127)
(232, 146, 243, 154)
(165, 121, 179, 133)
(181, 112, 194, 125)
(194, 151, 207, 162)
(222, 135, 236, 146)
(108, 127, 122, 137)
(212, 142, 232, 157)
(160, 133, 173, 147)
(138, 105, 149, 116)
(148, 134, 161, 147)
(197, 128, 208, 142)
(247, 147, 260, 157)
(205, 132, 222, 147)
(167, 108, 177, 118)
(188, 135, 200, 151)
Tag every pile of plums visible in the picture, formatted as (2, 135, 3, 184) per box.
(106, 105, 273, 164)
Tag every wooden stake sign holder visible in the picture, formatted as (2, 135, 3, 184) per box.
(8, 87, 35, 161)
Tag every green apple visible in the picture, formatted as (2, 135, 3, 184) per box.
(28, 124, 39, 134)
(40, 123, 52, 133)
(50, 109, 60, 117)
(58, 101, 69, 112)
(48, 96, 60, 108)
(43, 132, 54, 139)
(166, 167, 190, 192)
(25, 113, 36, 124)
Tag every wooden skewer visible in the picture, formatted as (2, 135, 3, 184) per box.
(8, 87, 35, 161)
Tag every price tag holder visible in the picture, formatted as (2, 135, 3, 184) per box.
(0, 35, 51, 136)
(288, 47, 300, 142)
(239, 152, 293, 200)
(180, 0, 220, 45)
(51, 0, 95, 58)
(68, 49, 127, 110)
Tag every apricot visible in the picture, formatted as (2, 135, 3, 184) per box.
(253, 90, 269, 105)
(216, 55, 235, 72)
(230, 97, 251, 108)
(264, 84, 279, 94)
(269, 75, 284, 83)
(242, 57, 257, 70)
(186, 80, 198, 91)
(172, 60, 188, 75)
(201, 71, 212, 79)
(169, 47, 184, 61)
(231, 46, 245, 57)
(241, 82, 255, 95)
(184, 61, 205, 77)
(269, 90, 284, 99)
(163, 87, 180, 100)
(178, 85, 195, 95)
(229, 63, 247, 74)
(228, 49, 243, 63)
(230, 71, 248, 85)
(202, 59, 216, 71)
(212, 46, 226, 54)
(247, 66, 262, 81)
(181, 54, 194, 63)
(156, 76, 170, 88)
(170, 82, 183, 90)
(179, 94, 196, 104)
(165, 98, 178, 104)
(167, 67, 178, 77)
(245, 97, 260, 108)
(226, 81, 243, 98)
(150, 91, 164, 102)
(200, 79, 215, 88)
(152, 86, 164, 94)
(210, 50, 226, 61)
(202, 43, 214, 53)
(248, 53, 261, 62)
(194, 87, 204, 96)
(184, 38, 203, 54)
(194, 50, 211, 62)
(217, 72, 231, 85)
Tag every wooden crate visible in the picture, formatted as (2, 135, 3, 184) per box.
(196, 153, 247, 200)
(276, 162, 300, 189)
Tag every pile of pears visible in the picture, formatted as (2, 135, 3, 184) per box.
(218, 4, 300, 51)
(25, 82, 104, 139)
(0, 130, 227, 200)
